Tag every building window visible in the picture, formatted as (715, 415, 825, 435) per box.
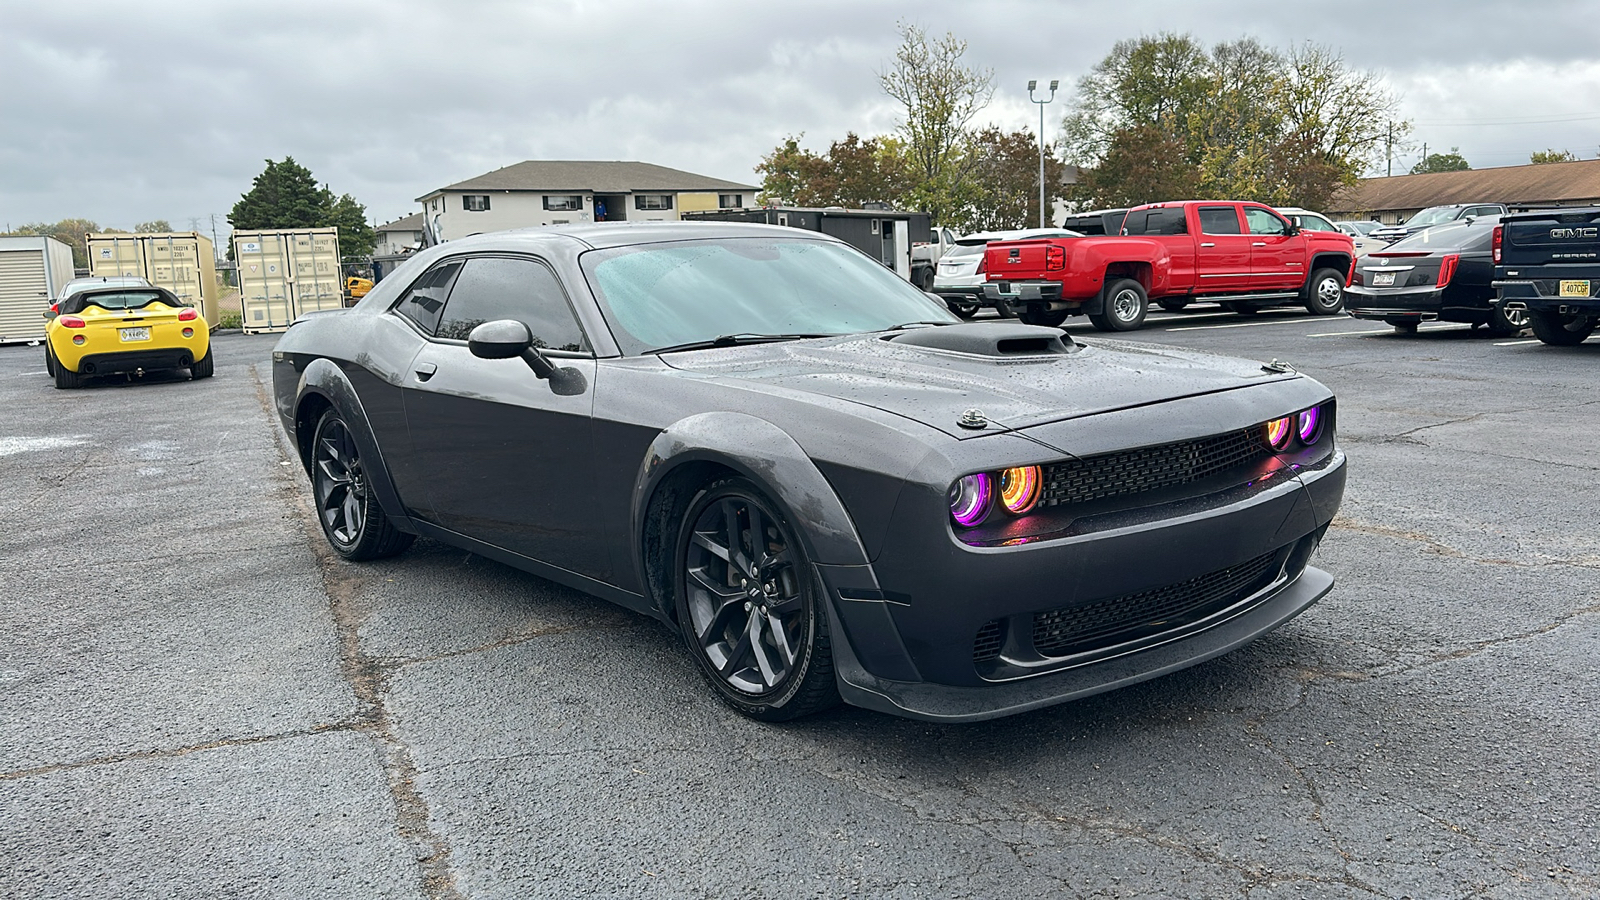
(463, 195, 490, 212)
(718, 194, 742, 209)
(543, 195, 583, 211)
(635, 194, 673, 211)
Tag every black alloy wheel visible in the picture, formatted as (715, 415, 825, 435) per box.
(1303, 267, 1347, 315)
(1528, 309, 1597, 346)
(1089, 277, 1148, 331)
(310, 410, 414, 560)
(674, 477, 837, 720)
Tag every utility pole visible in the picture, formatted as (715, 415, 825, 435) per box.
(1028, 79, 1059, 228)
(1385, 121, 1395, 177)
(1420, 142, 1428, 171)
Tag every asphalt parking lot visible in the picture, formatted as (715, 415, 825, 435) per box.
(2, 309, 1596, 900)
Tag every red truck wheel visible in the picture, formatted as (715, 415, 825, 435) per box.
(1304, 268, 1346, 316)
(1089, 279, 1148, 332)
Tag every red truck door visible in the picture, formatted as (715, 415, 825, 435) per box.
(1243, 205, 1306, 291)
(1194, 205, 1254, 292)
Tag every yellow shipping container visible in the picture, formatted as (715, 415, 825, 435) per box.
(86, 232, 219, 325)
(232, 227, 343, 334)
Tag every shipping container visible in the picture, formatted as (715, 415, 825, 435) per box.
(0, 235, 76, 344)
(232, 228, 343, 334)
(86, 232, 219, 324)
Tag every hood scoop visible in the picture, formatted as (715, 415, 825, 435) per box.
(885, 322, 1076, 358)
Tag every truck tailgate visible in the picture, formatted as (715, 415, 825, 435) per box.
(983, 239, 1059, 280)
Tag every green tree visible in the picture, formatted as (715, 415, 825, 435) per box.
(1530, 148, 1577, 164)
(1411, 148, 1471, 173)
(134, 219, 174, 233)
(229, 157, 374, 261)
(1073, 124, 1199, 208)
(878, 23, 994, 225)
(755, 133, 911, 208)
(952, 127, 1067, 233)
(10, 218, 101, 269)
(1061, 33, 1211, 166)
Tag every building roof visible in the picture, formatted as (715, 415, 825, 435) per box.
(1331, 158, 1600, 214)
(376, 212, 423, 233)
(419, 160, 757, 200)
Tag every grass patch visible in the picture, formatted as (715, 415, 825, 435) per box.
(216, 310, 243, 329)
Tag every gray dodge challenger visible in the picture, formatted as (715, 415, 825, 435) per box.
(271, 222, 1345, 723)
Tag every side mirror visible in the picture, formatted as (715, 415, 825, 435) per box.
(43, 310, 57, 320)
(467, 318, 584, 394)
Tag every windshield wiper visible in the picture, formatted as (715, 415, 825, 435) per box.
(649, 332, 834, 355)
(885, 320, 953, 330)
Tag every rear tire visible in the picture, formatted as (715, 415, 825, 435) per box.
(1157, 297, 1190, 312)
(310, 409, 414, 560)
(1019, 307, 1069, 327)
(1484, 304, 1529, 338)
(44, 343, 55, 377)
(1389, 320, 1419, 335)
(674, 476, 839, 721)
(1303, 267, 1346, 315)
(945, 298, 979, 319)
(1223, 301, 1259, 316)
(1529, 309, 1597, 346)
(1088, 278, 1148, 332)
(53, 359, 82, 389)
(191, 348, 214, 379)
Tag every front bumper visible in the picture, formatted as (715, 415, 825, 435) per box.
(819, 442, 1347, 723)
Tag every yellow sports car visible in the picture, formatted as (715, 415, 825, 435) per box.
(44, 285, 213, 389)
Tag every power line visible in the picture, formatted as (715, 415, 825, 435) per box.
(1414, 113, 1600, 127)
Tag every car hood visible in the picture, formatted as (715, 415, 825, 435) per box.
(657, 326, 1294, 439)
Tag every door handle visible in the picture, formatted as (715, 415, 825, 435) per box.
(414, 362, 437, 382)
(1252, 241, 1267, 246)
(1200, 242, 1215, 247)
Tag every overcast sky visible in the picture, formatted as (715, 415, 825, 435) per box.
(4, 1, 1599, 234)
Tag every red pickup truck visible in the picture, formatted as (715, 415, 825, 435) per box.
(980, 200, 1356, 330)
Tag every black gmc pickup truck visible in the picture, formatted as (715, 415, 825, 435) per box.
(1492, 208, 1600, 345)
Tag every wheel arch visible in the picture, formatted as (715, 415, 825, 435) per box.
(293, 358, 415, 534)
(631, 412, 874, 622)
(1309, 252, 1353, 286)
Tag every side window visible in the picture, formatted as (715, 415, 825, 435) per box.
(1244, 208, 1290, 235)
(1149, 208, 1187, 235)
(392, 260, 464, 335)
(1198, 206, 1242, 235)
(434, 256, 590, 352)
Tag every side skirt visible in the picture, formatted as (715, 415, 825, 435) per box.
(409, 519, 660, 621)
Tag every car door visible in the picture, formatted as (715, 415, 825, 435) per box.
(1244, 205, 1306, 291)
(1194, 205, 1254, 292)
(400, 254, 608, 579)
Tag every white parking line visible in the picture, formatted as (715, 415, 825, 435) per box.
(1493, 338, 1543, 346)
(1306, 328, 1391, 337)
(1164, 318, 1310, 332)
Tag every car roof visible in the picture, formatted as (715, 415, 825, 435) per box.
(956, 227, 1081, 242)
(442, 220, 839, 253)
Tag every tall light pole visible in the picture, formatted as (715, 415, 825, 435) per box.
(1028, 79, 1059, 228)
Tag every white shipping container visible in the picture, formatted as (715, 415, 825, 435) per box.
(0, 236, 75, 344)
(233, 228, 343, 334)
(86, 232, 219, 324)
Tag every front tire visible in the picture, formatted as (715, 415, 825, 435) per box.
(1088, 278, 1148, 332)
(1529, 309, 1596, 346)
(1303, 267, 1346, 315)
(674, 476, 838, 721)
(310, 409, 414, 560)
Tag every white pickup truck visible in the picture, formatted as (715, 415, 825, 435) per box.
(911, 227, 957, 291)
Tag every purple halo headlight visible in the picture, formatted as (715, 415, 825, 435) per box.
(949, 473, 993, 527)
(1296, 406, 1323, 443)
(1265, 416, 1294, 451)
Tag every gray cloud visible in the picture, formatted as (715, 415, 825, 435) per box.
(4, 1, 1597, 232)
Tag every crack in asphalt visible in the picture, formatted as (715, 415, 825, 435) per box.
(1330, 515, 1600, 570)
(253, 368, 463, 900)
(0, 721, 361, 782)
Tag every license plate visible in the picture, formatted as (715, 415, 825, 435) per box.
(1559, 279, 1590, 297)
(119, 327, 150, 342)
(1372, 272, 1396, 286)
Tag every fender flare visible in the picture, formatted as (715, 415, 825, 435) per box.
(295, 357, 415, 533)
(629, 411, 874, 607)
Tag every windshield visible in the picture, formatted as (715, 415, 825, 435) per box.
(1385, 218, 1497, 253)
(1401, 206, 1461, 228)
(68, 290, 172, 312)
(581, 238, 957, 355)
(945, 242, 987, 258)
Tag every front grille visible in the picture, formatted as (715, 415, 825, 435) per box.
(1038, 428, 1269, 508)
(972, 620, 1003, 662)
(1031, 550, 1281, 658)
